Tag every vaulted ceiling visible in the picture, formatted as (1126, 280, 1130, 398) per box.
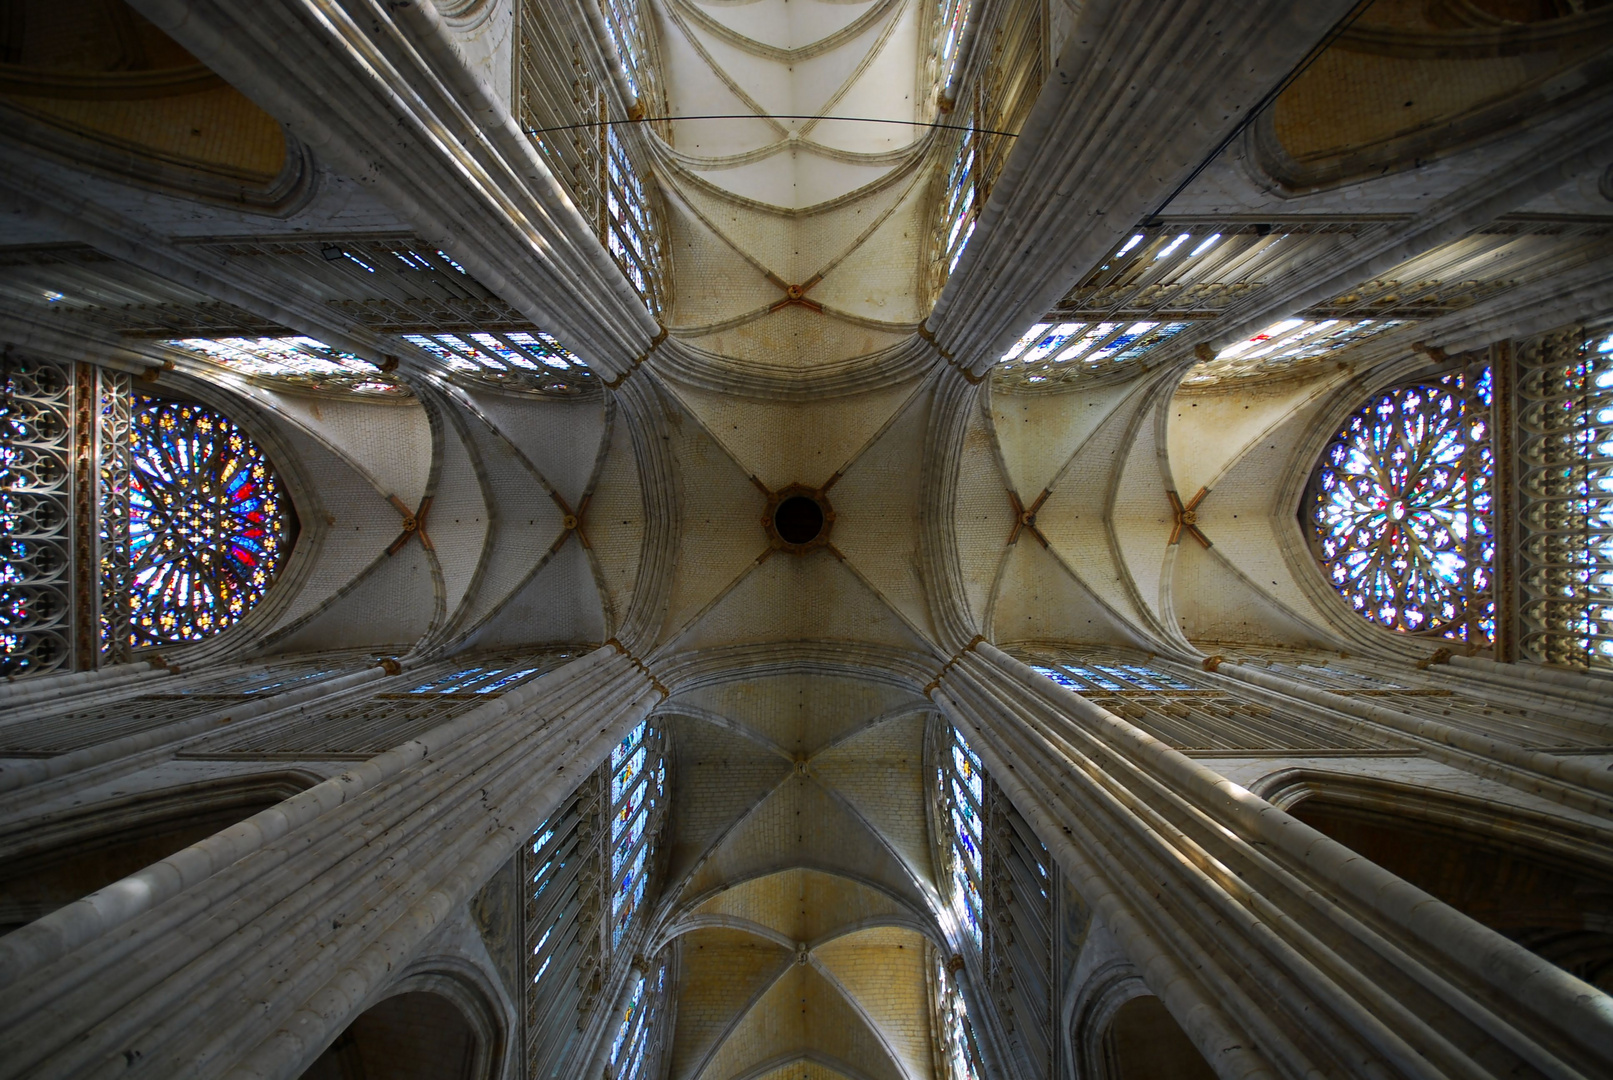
(2, 0, 1613, 1077)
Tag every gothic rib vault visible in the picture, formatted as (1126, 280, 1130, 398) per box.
(1, 1, 1613, 1080)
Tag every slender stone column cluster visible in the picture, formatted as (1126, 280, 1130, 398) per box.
(0, 647, 660, 1079)
(931, 643, 1613, 1080)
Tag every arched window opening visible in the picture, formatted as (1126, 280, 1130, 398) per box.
(932, 716, 1070, 1077)
(186, 655, 567, 759)
(299, 991, 483, 1080)
(1098, 996, 1217, 1080)
(605, 958, 669, 1080)
(123, 394, 293, 650)
(1024, 647, 1381, 753)
(927, 2, 1043, 302)
(1292, 796, 1613, 993)
(935, 951, 984, 1080)
(0, 357, 72, 678)
(514, 2, 669, 314)
(521, 725, 667, 1080)
(610, 720, 665, 945)
(1518, 325, 1613, 670)
(932, 0, 974, 96)
(1307, 361, 1495, 646)
(401, 330, 597, 396)
(940, 723, 985, 948)
(164, 336, 405, 397)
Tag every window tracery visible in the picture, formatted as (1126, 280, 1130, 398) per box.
(1518, 325, 1613, 670)
(609, 720, 665, 946)
(165, 337, 406, 397)
(1023, 648, 1378, 752)
(606, 959, 668, 1080)
(1308, 364, 1495, 646)
(526, 777, 607, 1080)
(516, 0, 668, 314)
(936, 951, 983, 1080)
(928, 0, 1042, 301)
(400, 330, 596, 395)
(125, 396, 292, 649)
(941, 722, 986, 948)
(598, 0, 665, 123)
(0, 358, 73, 678)
(523, 723, 666, 1080)
(97, 370, 132, 666)
(932, 715, 1069, 1077)
(932, 0, 974, 98)
(993, 224, 1416, 389)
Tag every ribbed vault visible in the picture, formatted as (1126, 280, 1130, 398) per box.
(653, 670, 940, 1080)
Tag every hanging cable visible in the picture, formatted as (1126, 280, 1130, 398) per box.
(523, 113, 1022, 139)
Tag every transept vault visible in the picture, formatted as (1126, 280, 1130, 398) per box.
(2, 2, 1613, 1080)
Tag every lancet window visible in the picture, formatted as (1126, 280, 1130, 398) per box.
(523, 723, 667, 1080)
(928, 1, 1043, 300)
(940, 721, 986, 948)
(169, 330, 598, 397)
(609, 720, 666, 945)
(516, 0, 668, 313)
(995, 224, 1413, 388)
(1308, 362, 1495, 646)
(400, 330, 594, 395)
(931, 0, 974, 98)
(526, 777, 608, 1080)
(1024, 648, 1378, 753)
(932, 711, 1076, 1078)
(1517, 325, 1613, 670)
(598, 0, 664, 121)
(164, 337, 404, 397)
(935, 952, 983, 1080)
(606, 959, 670, 1080)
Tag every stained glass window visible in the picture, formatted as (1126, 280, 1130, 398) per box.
(610, 721, 665, 945)
(1309, 365, 1494, 644)
(941, 723, 986, 949)
(937, 951, 982, 1080)
(515, 1, 668, 314)
(933, 0, 974, 96)
(997, 318, 1197, 382)
(607, 960, 667, 1080)
(1518, 325, 1613, 670)
(524, 778, 606, 1080)
(165, 337, 405, 397)
(0, 359, 72, 678)
(124, 396, 293, 648)
(932, 120, 979, 296)
(399, 330, 595, 396)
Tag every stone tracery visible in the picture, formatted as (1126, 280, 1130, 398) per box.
(0, 2, 1612, 1080)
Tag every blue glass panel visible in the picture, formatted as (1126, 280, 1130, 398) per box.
(1062, 663, 1124, 690)
(476, 666, 542, 693)
(613, 745, 647, 803)
(1032, 664, 1079, 689)
(409, 667, 486, 693)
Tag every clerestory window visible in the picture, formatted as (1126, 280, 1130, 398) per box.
(1518, 325, 1613, 669)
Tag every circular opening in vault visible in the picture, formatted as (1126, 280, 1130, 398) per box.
(773, 495, 825, 546)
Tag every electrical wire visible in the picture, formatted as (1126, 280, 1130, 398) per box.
(523, 113, 1021, 139)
